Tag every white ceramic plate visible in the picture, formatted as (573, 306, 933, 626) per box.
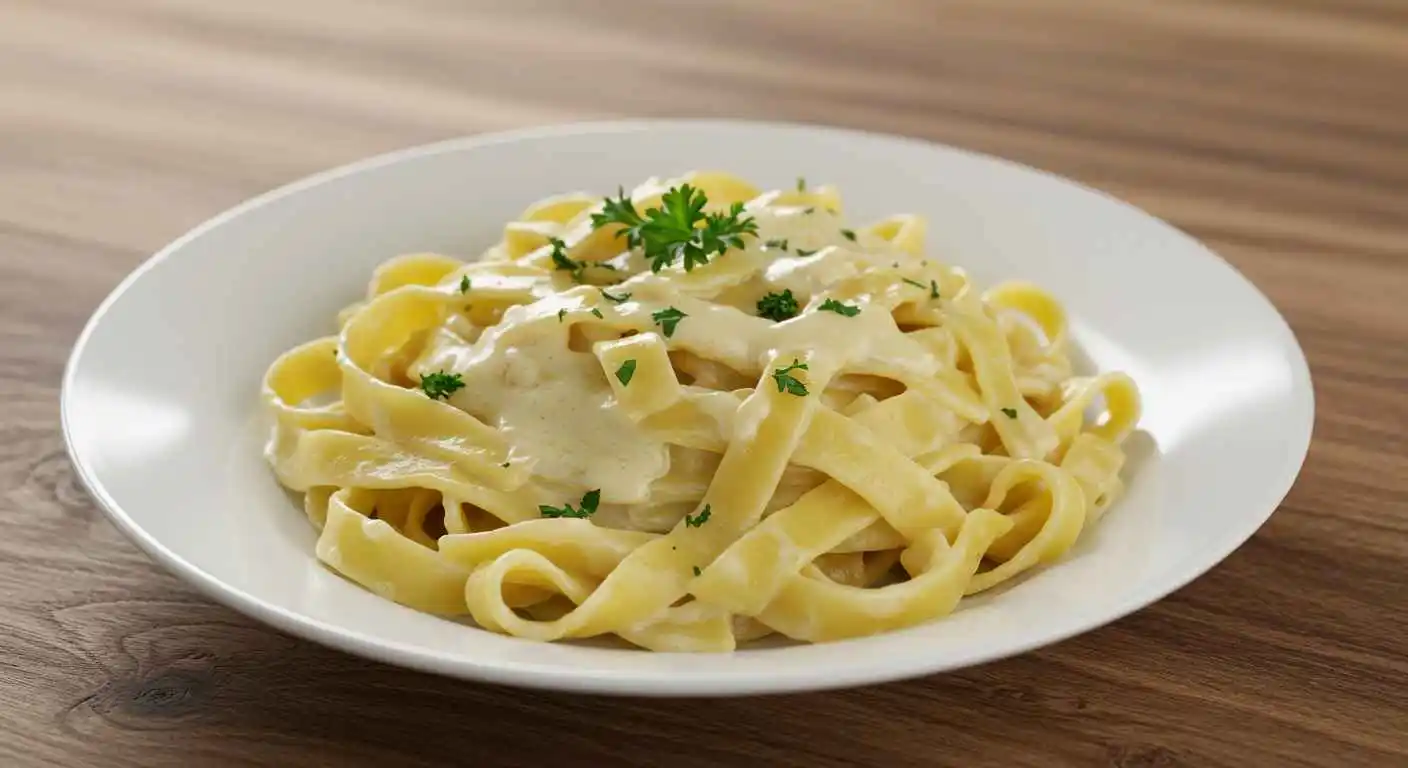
(62, 120, 1313, 696)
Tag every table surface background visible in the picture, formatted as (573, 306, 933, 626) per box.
(2, 1, 1405, 766)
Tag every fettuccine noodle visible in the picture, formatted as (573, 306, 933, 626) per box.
(262, 171, 1142, 651)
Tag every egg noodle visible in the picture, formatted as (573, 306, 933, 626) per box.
(262, 171, 1141, 651)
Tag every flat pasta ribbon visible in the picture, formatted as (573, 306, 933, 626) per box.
(261, 171, 1144, 650)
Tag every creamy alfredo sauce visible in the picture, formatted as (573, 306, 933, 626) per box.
(410, 204, 926, 509)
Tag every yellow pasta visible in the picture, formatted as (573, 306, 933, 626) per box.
(261, 171, 1143, 651)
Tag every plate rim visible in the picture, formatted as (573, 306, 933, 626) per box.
(60, 118, 1315, 695)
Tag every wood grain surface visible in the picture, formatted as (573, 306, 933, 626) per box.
(2, 0, 1405, 765)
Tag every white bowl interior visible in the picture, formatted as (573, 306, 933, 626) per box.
(63, 121, 1312, 694)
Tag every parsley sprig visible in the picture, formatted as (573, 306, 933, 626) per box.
(540, 489, 601, 519)
(818, 298, 860, 317)
(771, 360, 809, 396)
(590, 184, 758, 272)
(756, 289, 799, 322)
(419, 371, 464, 400)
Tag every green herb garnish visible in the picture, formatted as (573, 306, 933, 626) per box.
(685, 504, 712, 528)
(764, 238, 790, 251)
(929, 280, 941, 299)
(651, 306, 688, 338)
(557, 308, 568, 322)
(795, 248, 818, 257)
(547, 237, 617, 283)
(548, 236, 583, 278)
(1001, 407, 1018, 419)
(818, 298, 860, 317)
(590, 184, 757, 272)
(692, 566, 702, 577)
(771, 360, 809, 396)
(601, 288, 632, 304)
(419, 371, 464, 401)
(615, 359, 637, 386)
(501, 461, 511, 468)
(901, 277, 927, 289)
(840, 229, 856, 242)
(459, 275, 471, 293)
(591, 307, 604, 319)
(756, 289, 800, 322)
(796, 177, 806, 192)
(540, 489, 601, 519)
(803, 207, 816, 215)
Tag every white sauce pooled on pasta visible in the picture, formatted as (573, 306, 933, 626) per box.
(413, 208, 888, 505)
(420, 311, 670, 503)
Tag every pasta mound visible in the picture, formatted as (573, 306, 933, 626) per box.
(262, 171, 1141, 651)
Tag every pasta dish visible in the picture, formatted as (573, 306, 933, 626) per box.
(262, 171, 1142, 652)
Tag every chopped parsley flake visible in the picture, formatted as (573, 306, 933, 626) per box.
(803, 207, 816, 215)
(796, 176, 806, 192)
(840, 229, 856, 242)
(547, 236, 619, 283)
(540, 489, 601, 519)
(548, 236, 583, 279)
(458, 275, 471, 293)
(615, 359, 637, 386)
(419, 371, 464, 401)
(929, 280, 941, 299)
(685, 504, 712, 528)
(651, 306, 687, 338)
(771, 359, 809, 396)
(764, 238, 790, 251)
(901, 277, 927, 290)
(818, 298, 860, 317)
(692, 566, 702, 577)
(756, 289, 800, 322)
(590, 184, 757, 272)
(600, 288, 632, 304)
(795, 248, 818, 257)
(591, 307, 604, 319)
(1001, 407, 1018, 419)
(557, 308, 568, 322)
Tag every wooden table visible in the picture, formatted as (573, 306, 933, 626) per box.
(2, 1, 1405, 765)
